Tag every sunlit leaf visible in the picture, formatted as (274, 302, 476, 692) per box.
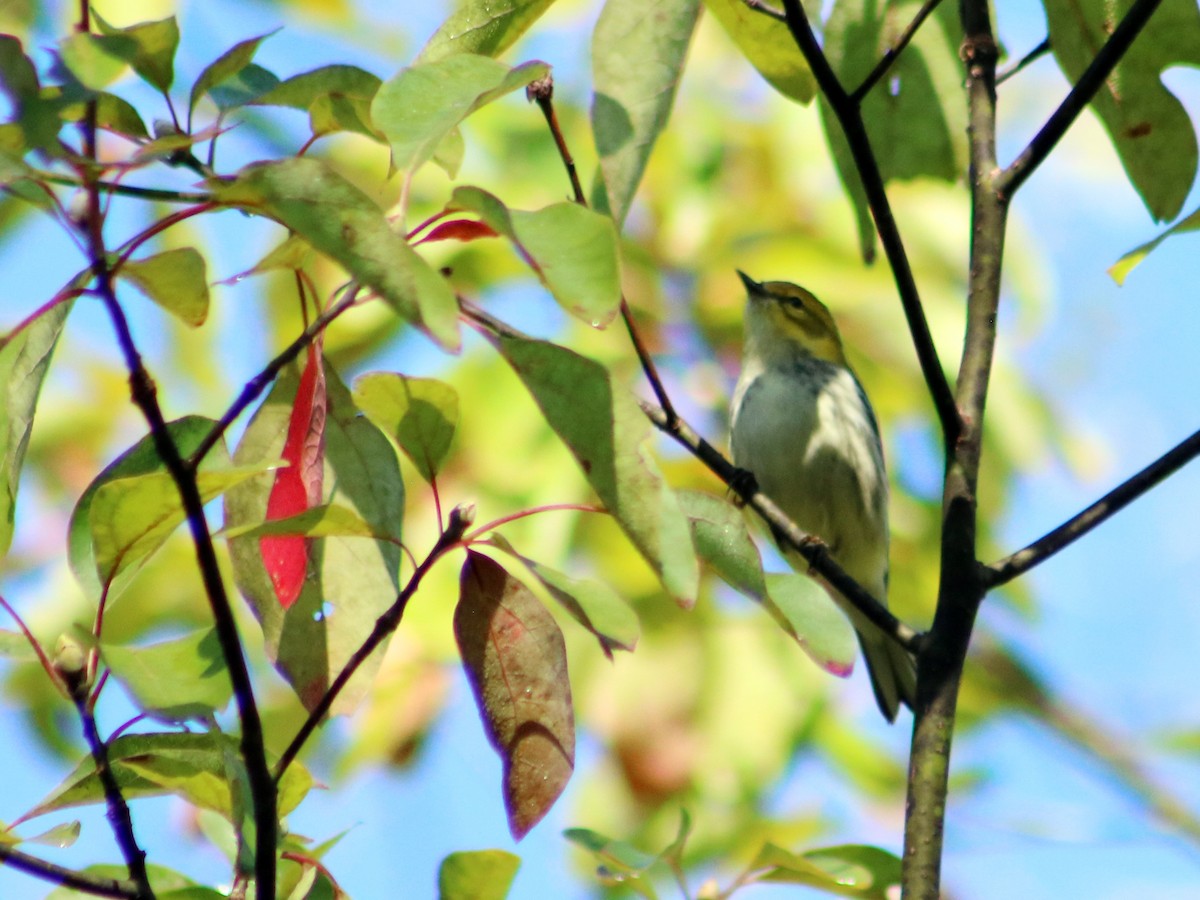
(703, 0, 816, 103)
(591, 0, 702, 227)
(17, 732, 312, 825)
(353, 371, 458, 483)
(58, 31, 136, 90)
(101, 629, 231, 722)
(67, 417, 227, 602)
(212, 157, 460, 350)
(93, 12, 179, 92)
(438, 849, 520, 900)
(449, 186, 621, 326)
(188, 31, 276, 119)
(0, 297, 71, 557)
(492, 331, 698, 605)
(372, 53, 549, 175)
(418, 0, 559, 63)
(119, 248, 210, 326)
(749, 841, 901, 898)
(89, 463, 274, 588)
(1109, 204, 1200, 284)
(455, 552, 574, 839)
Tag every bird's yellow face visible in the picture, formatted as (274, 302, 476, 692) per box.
(737, 271, 846, 366)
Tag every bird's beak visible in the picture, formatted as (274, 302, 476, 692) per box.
(736, 270, 765, 298)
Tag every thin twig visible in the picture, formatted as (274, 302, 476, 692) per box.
(850, 0, 946, 103)
(188, 291, 359, 469)
(996, 37, 1051, 85)
(77, 95, 278, 900)
(987, 426, 1200, 586)
(778, 0, 961, 449)
(996, 0, 1165, 198)
(39, 173, 213, 204)
(0, 843, 139, 898)
(273, 505, 475, 780)
(743, 0, 785, 22)
(527, 74, 681, 426)
(70, 689, 152, 898)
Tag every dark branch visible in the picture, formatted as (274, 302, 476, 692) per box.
(996, 0, 1165, 198)
(529, 72, 681, 428)
(987, 426, 1200, 586)
(778, 0, 962, 449)
(640, 400, 922, 654)
(0, 844, 139, 898)
(78, 116, 277, 900)
(273, 505, 474, 780)
(850, 0, 946, 103)
(996, 37, 1051, 85)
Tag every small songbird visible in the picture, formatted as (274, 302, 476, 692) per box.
(730, 271, 916, 721)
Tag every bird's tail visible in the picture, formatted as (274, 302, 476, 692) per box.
(855, 621, 917, 723)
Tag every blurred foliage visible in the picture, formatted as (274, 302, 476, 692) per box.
(0, 0, 1196, 898)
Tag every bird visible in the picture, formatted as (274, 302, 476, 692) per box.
(729, 270, 916, 721)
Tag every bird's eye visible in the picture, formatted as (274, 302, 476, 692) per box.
(785, 297, 804, 310)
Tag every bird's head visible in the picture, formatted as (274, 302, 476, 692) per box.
(737, 270, 847, 366)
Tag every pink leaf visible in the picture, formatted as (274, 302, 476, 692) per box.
(416, 218, 498, 245)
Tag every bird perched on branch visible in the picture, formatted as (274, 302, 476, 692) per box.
(730, 271, 916, 721)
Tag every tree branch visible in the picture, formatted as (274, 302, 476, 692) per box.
(996, 0, 1165, 198)
(850, 0, 946, 103)
(901, 8, 1002, 898)
(777, 0, 961, 450)
(78, 103, 277, 900)
(273, 505, 474, 781)
(987, 426, 1200, 586)
(0, 844, 139, 899)
(528, 73, 681, 427)
(70, 689, 152, 898)
(995, 37, 1050, 85)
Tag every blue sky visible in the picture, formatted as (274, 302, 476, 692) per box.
(2, 0, 1200, 898)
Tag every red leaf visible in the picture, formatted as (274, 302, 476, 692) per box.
(260, 343, 327, 608)
(454, 552, 575, 839)
(416, 218, 498, 245)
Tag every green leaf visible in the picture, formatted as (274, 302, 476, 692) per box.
(58, 32, 137, 90)
(0, 36, 60, 152)
(17, 732, 312, 825)
(702, 0, 816, 103)
(1046, 0, 1200, 222)
(119, 247, 209, 326)
(418, 0, 559, 63)
(68, 418, 225, 602)
(677, 489, 768, 601)
(189, 31, 276, 119)
(591, 0, 702, 227)
(353, 372, 459, 483)
(89, 464, 273, 588)
(372, 53, 549, 175)
(0, 297, 71, 557)
(764, 573, 857, 676)
(225, 357, 405, 714)
(492, 331, 699, 605)
(820, 0, 967, 258)
(438, 849, 521, 900)
(223, 503, 387, 540)
(750, 842, 901, 898)
(562, 827, 660, 899)
(448, 186, 621, 325)
(488, 534, 639, 657)
(94, 12, 179, 92)
(101, 629, 232, 721)
(207, 63, 280, 111)
(45, 864, 220, 900)
(213, 157, 460, 350)
(251, 64, 382, 140)
(455, 552, 574, 839)
(1110, 205, 1200, 286)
